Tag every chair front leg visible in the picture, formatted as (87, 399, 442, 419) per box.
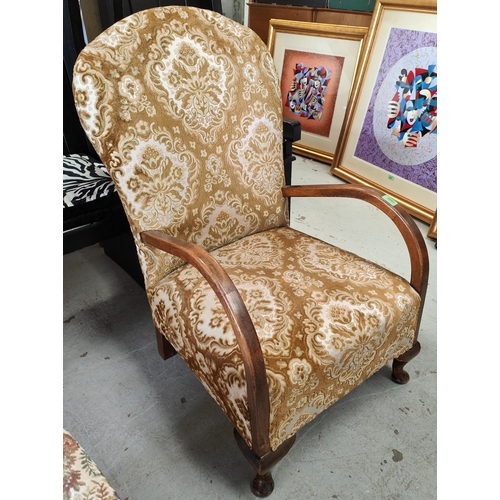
(234, 429, 296, 497)
(392, 341, 421, 384)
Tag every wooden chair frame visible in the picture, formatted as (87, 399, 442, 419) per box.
(141, 183, 429, 497)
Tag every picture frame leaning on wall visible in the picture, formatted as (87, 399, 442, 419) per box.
(268, 19, 369, 164)
(330, 0, 437, 225)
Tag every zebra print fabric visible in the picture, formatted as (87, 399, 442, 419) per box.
(63, 154, 116, 208)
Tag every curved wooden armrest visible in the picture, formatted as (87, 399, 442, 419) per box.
(282, 184, 429, 301)
(140, 230, 271, 455)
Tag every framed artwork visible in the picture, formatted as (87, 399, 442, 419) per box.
(331, 0, 437, 224)
(268, 19, 368, 163)
(330, 0, 437, 224)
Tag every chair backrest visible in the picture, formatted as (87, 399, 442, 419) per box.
(73, 6, 288, 289)
(64, 0, 224, 157)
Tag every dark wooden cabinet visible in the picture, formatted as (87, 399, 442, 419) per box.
(247, 2, 372, 43)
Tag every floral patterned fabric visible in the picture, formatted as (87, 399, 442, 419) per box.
(73, 6, 421, 453)
(63, 429, 120, 500)
(151, 227, 420, 450)
(73, 6, 287, 291)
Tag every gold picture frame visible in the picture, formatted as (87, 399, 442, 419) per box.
(330, 0, 437, 224)
(427, 210, 437, 240)
(267, 19, 368, 164)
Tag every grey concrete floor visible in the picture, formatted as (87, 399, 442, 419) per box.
(63, 156, 437, 500)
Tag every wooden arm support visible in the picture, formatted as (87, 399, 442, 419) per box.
(282, 183, 429, 306)
(140, 230, 271, 455)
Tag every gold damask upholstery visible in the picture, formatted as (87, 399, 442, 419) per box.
(73, 6, 429, 497)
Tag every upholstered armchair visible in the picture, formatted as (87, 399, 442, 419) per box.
(72, 7, 429, 497)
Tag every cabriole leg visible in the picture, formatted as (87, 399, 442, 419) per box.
(392, 341, 421, 384)
(234, 429, 296, 497)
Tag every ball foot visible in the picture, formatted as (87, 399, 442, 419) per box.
(251, 471, 274, 497)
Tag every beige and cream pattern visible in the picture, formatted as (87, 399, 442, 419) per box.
(150, 227, 419, 449)
(73, 6, 421, 453)
(63, 429, 120, 500)
(73, 6, 287, 290)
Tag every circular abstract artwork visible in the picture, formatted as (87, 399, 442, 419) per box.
(353, 27, 437, 193)
(373, 46, 437, 166)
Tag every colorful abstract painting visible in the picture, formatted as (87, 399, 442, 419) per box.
(354, 28, 437, 192)
(286, 63, 332, 121)
(281, 50, 344, 137)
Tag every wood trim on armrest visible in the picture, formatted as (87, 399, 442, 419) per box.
(282, 184, 429, 300)
(140, 230, 271, 455)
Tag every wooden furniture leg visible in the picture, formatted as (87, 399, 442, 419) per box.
(155, 327, 177, 360)
(392, 341, 421, 384)
(234, 429, 296, 497)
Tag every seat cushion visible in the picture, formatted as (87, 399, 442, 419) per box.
(148, 226, 421, 451)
